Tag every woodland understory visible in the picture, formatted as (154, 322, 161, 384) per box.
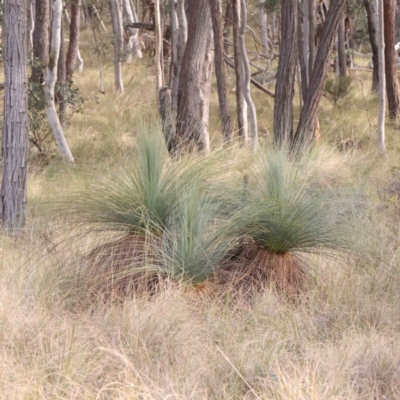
(3, 1, 400, 399)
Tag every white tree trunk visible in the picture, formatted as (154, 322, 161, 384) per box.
(110, 0, 124, 93)
(258, 0, 268, 56)
(122, 0, 142, 62)
(239, 0, 258, 150)
(377, 0, 386, 153)
(154, 0, 164, 96)
(172, 0, 188, 114)
(44, 0, 74, 164)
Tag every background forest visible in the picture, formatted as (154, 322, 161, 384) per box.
(2, 0, 400, 399)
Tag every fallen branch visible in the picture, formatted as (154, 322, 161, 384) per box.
(225, 56, 275, 98)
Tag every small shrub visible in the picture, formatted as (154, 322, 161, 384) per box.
(324, 76, 353, 104)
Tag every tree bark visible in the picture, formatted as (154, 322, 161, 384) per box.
(45, 0, 75, 164)
(223, 1, 233, 55)
(378, 0, 386, 153)
(259, 0, 268, 56)
(294, 0, 347, 147)
(176, 0, 212, 153)
(273, 0, 297, 146)
(239, 0, 258, 149)
(338, 16, 347, 76)
(231, 0, 247, 142)
(171, 0, 188, 115)
(308, 0, 315, 75)
(364, 0, 379, 91)
(384, 0, 400, 119)
(66, 0, 82, 83)
(209, 0, 232, 144)
(303, 0, 310, 84)
(57, 14, 67, 126)
(1, 0, 29, 231)
(110, 0, 124, 93)
(154, 0, 164, 96)
(32, 0, 50, 85)
(122, 0, 142, 62)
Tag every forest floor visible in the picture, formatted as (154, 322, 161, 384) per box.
(3, 25, 400, 399)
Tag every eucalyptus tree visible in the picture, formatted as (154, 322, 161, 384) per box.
(383, 0, 400, 118)
(377, 0, 386, 153)
(273, 0, 297, 146)
(1, 0, 29, 231)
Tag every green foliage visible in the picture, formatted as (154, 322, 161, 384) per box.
(160, 189, 233, 285)
(324, 76, 353, 104)
(231, 149, 362, 256)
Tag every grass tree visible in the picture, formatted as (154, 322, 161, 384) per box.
(221, 149, 363, 295)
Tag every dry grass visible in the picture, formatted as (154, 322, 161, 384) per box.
(2, 13, 400, 400)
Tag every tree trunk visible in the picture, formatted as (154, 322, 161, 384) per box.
(57, 14, 67, 126)
(209, 0, 232, 144)
(45, 0, 75, 164)
(309, 0, 315, 75)
(110, 0, 124, 93)
(338, 16, 347, 76)
(122, 0, 142, 62)
(294, 0, 347, 147)
(273, 0, 297, 146)
(384, 0, 400, 119)
(171, 0, 188, 115)
(378, 0, 386, 153)
(232, 0, 247, 142)
(223, 1, 233, 55)
(200, 30, 214, 153)
(66, 0, 82, 83)
(239, 0, 258, 149)
(176, 0, 212, 152)
(303, 0, 310, 84)
(154, 0, 164, 96)
(169, 0, 179, 97)
(258, 0, 268, 56)
(1, 0, 29, 232)
(32, 0, 50, 85)
(395, 0, 400, 44)
(364, 0, 379, 91)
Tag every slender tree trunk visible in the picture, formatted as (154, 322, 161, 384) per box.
(338, 16, 347, 76)
(57, 14, 67, 126)
(365, 0, 379, 91)
(66, 0, 81, 83)
(258, 0, 268, 56)
(223, 1, 233, 55)
(309, 0, 315, 75)
(176, 0, 212, 152)
(239, 0, 258, 149)
(171, 0, 188, 114)
(294, 0, 347, 147)
(303, 0, 310, 84)
(45, 0, 75, 164)
(384, 0, 400, 119)
(209, 0, 232, 144)
(378, 0, 386, 153)
(274, 0, 297, 146)
(200, 30, 214, 153)
(110, 0, 124, 93)
(122, 0, 142, 62)
(396, 1, 400, 44)
(298, 7, 308, 102)
(1, 0, 29, 231)
(32, 0, 50, 85)
(170, 0, 179, 92)
(232, 0, 247, 142)
(154, 0, 164, 96)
